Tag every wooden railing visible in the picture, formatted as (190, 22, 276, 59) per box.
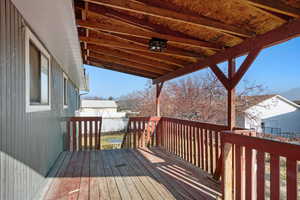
(122, 117, 161, 148)
(222, 130, 300, 200)
(66, 117, 102, 151)
(122, 116, 229, 175)
(160, 117, 229, 175)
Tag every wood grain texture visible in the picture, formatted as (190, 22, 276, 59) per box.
(41, 149, 221, 200)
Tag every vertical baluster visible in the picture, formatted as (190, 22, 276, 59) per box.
(193, 126, 196, 166)
(200, 128, 204, 169)
(89, 120, 93, 150)
(286, 158, 297, 200)
(257, 151, 265, 200)
(215, 131, 219, 172)
(197, 126, 201, 168)
(235, 145, 242, 200)
(245, 148, 253, 200)
(67, 119, 70, 151)
(79, 120, 82, 151)
(205, 129, 209, 172)
(270, 154, 280, 200)
(95, 120, 98, 150)
(73, 119, 76, 151)
(175, 121, 178, 156)
(84, 120, 87, 150)
(209, 130, 214, 174)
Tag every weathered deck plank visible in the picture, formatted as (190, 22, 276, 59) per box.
(42, 148, 221, 200)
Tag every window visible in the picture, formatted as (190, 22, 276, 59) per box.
(25, 28, 51, 112)
(63, 73, 68, 108)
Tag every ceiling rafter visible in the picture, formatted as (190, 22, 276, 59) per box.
(84, 0, 253, 38)
(87, 60, 158, 78)
(153, 18, 300, 84)
(76, 6, 222, 50)
(243, 0, 300, 18)
(104, 32, 203, 60)
(119, 48, 191, 67)
(86, 44, 179, 71)
(79, 35, 201, 60)
(88, 51, 168, 74)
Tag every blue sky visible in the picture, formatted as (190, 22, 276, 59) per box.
(84, 37, 300, 98)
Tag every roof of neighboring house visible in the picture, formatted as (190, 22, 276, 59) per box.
(293, 100, 300, 105)
(81, 100, 118, 108)
(238, 94, 300, 111)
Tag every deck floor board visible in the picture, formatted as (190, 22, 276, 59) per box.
(42, 148, 221, 200)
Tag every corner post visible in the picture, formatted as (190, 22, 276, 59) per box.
(228, 58, 236, 130)
(156, 82, 164, 117)
(223, 141, 233, 200)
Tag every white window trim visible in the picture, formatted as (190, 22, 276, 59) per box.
(25, 27, 51, 113)
(63, 72, 68, 109)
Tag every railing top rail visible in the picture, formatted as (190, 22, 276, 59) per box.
(162, 117, 229, 131)
(222, 130, 300, 160)
(68, 116, 102, 121)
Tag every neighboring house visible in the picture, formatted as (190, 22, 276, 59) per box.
(80, 100, 119, 115)
(237, 95, 300, 134)
(78, 100, 128, 132)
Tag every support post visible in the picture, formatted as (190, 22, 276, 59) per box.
(223, 142, 233, 200)
(228, 59, 236, 130)
(156, 82, 164, 117)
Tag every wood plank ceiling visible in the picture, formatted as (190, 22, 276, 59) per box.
(74, 0, 300, 79)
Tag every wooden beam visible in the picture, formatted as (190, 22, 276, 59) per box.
(222, 142, 233, 200)
(153, 18, 300, 84)
(84, 0, 252, 38)
(80, 35, 201, 59)
(76, 7, 222, 50)
(228, 59, 236, 130)
(243, 0, 300, 18)
(87, 60, 158, 78)
(86, 44, 179, 71)
(120, 49, 190, 67)
(156, 82, 164, 117)
(82, 2, 89, 62)
(230, 49, 261, 88)
(88, 52, 167, 74)
(209, 65, 230, 90)
(85, 42, 187, 67)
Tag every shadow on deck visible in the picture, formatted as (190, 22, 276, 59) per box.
(39, 148, 221, 200)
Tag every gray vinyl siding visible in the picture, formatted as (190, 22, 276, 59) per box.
(0, 0, 79, 199)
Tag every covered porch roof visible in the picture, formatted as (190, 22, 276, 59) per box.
(74, 0, 300, 83)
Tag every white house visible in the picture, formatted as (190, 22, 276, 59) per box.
(78, 100, 128, 132)
(80, 100, 119, 116)
(237, 95, 300, 135)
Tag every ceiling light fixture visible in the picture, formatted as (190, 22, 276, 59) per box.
(149, 37, 167, 52)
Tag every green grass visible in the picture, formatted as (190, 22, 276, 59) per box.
(101, 132, 125, 149)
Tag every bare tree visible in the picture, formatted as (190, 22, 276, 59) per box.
(120, 71, 267, 125)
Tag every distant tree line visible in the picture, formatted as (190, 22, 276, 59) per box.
(118, 71, 266, 125)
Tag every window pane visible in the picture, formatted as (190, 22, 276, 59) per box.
(29, 42, 41, 104)
(40, 54, 49, 104)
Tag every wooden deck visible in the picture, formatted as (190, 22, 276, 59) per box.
(41, 148, 221, 200)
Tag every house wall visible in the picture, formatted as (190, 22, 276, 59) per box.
(243, 96, 300, 133)
(81, 107, 118, 113)
(0, 0, 79, 199)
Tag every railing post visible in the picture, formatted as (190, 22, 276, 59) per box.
(156, 82, 164, 117)
(223, 141, 233, 200)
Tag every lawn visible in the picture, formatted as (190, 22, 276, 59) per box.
(101, 132, 125, 149)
